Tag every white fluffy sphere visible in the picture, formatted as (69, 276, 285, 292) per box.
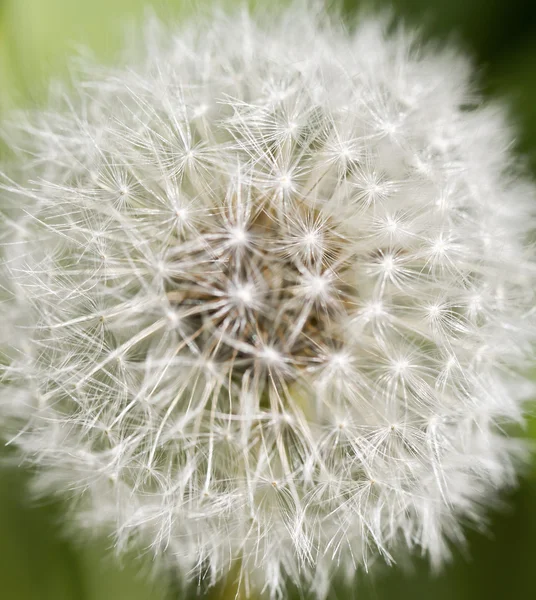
(1, 4, 535, 597)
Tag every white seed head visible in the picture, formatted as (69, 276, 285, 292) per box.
(1, 3, 535, 598)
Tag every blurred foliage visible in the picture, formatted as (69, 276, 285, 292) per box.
(0, 0, 172, 107)
(0, 454, 174, 600)
(0, 0, 536, 599)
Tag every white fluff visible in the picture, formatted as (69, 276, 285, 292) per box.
(1, 3, 535, 597)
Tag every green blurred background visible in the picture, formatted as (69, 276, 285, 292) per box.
(0, 1, 535, 598)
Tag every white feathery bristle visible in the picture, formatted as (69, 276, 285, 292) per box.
(1, 3, 535, 598)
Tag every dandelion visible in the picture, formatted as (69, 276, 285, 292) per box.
(1, 3, 535, 598)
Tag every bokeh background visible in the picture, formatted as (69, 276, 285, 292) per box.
(0, 1, 535, 598)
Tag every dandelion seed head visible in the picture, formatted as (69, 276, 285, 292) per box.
(1, 3, 535, 598)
